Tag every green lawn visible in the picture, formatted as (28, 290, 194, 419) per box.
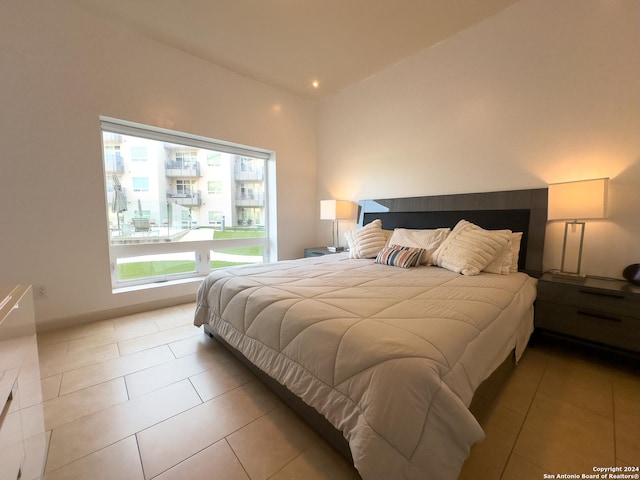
(211, 228, 266, 239)
(117, 228, 264, 280)
(217, 246, 263, 256)
(118, 260, 197, 280)
(211, 260, 253, 269)
(118, 257, 257, 280)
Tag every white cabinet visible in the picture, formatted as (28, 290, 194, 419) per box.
(0, 286, 47, 480)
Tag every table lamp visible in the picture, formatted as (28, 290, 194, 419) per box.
(320, 200, 352, 252)
(548, 178, 608, 279)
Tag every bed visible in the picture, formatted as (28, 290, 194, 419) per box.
(194, 188, 547, 480)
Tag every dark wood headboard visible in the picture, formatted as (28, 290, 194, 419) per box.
(358, 188, 548, 277)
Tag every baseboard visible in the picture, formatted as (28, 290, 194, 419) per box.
(36, 294, 196, 333)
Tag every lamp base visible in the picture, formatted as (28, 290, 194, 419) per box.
(327, 246, 345, 252)
(551, 270, 587, 282)
(560, 221, 585, 276)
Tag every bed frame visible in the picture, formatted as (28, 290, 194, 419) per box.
(204, 187, 548, 462)
(358, 188, 548, 277)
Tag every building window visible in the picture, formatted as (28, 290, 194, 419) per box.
(104, 145, 122, 173)
(207, 153, 222, 166)
(208, 181, 222, 194)
(176, 179, 196, 195)
(208, 211, 223, 225)
(239, 157, 254, 171)
(175, 151, 197, 168)
(130, 146, 148, 162)
(101, 116, 273, 290)
(132, 177, 149, 192)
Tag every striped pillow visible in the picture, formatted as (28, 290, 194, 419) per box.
(375, 245, 425, 268)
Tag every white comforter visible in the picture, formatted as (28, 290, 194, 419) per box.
(194, 254, 537, 480)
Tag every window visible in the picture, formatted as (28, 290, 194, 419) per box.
(104, 145, 122, 173)
(130, 146, 148, 162)
(208, 211, 223, 225)
(176, 179, 196, 195)
(208, 181, 222, 194)
(239, 157, 254, 171)
(175, 151, 197, 170)
(132, 177, 149, 192)
(101, 117, 273, 289)
(207, 153, 222, 166)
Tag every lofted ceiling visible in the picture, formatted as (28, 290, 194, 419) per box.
(68, 0, 520, 102)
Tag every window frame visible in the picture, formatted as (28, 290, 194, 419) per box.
(101, 116, 274, 291)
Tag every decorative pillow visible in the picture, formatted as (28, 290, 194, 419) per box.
(388, 228, 451, 265)
(375, 245, 425, 268)
(432, 220, 511, 276)
(483, 236, 513, 274)
(345, 219, 388, 259)
(509, 232, 523, 272)
(482, 231, 524, 274)
(382, 229, 394, 246)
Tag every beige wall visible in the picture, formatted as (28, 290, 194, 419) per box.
(0, 0, 317, 328)
(317, 0, 640, 279)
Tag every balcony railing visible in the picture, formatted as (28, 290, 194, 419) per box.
(167, 190, 202, 206)
(165, 161, 201, 177)
(236, 193, 264, 207)
(105, 155, 124, 174)
(103, 133, 123, 143)
(234, 167, 264, 181)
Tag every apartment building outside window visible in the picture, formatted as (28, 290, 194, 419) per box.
(101, 117, 273, 290)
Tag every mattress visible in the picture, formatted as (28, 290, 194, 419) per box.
(194, 253, 537, 480)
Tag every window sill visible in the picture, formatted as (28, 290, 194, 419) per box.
(112, 275, 207, 295)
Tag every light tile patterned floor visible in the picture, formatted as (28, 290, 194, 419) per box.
(34, 303, 639, 479)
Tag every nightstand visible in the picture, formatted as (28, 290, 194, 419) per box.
(535, 272, 640, 355)
(304, 247, 341, 257)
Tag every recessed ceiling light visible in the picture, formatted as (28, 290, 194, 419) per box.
(312, 80, 319, 88)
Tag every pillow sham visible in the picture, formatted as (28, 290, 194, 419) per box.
(345, 219, 388, 259)
(483, 237, 513, 274)
(482, 231, 524, 274)
(387, 228, 451, 265)
(432, 220, 511, 276)
(382, 229, 394, 246)
(509, 232, 523, 272)
(375, 245, 425, 268)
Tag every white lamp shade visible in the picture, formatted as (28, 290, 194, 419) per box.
(548, 178, 609, 220)
(320, 200, 352, 220)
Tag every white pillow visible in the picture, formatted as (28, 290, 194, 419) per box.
(432, 220, 511, 276)
(388, 228, 451, 265)
(345, 219, 388, 258)
(483, 237, 513, 274)
(509, 232, 523, 272)
(483, 231, 524, 274)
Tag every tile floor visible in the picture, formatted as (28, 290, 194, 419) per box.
(32, 303, 639, 479)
